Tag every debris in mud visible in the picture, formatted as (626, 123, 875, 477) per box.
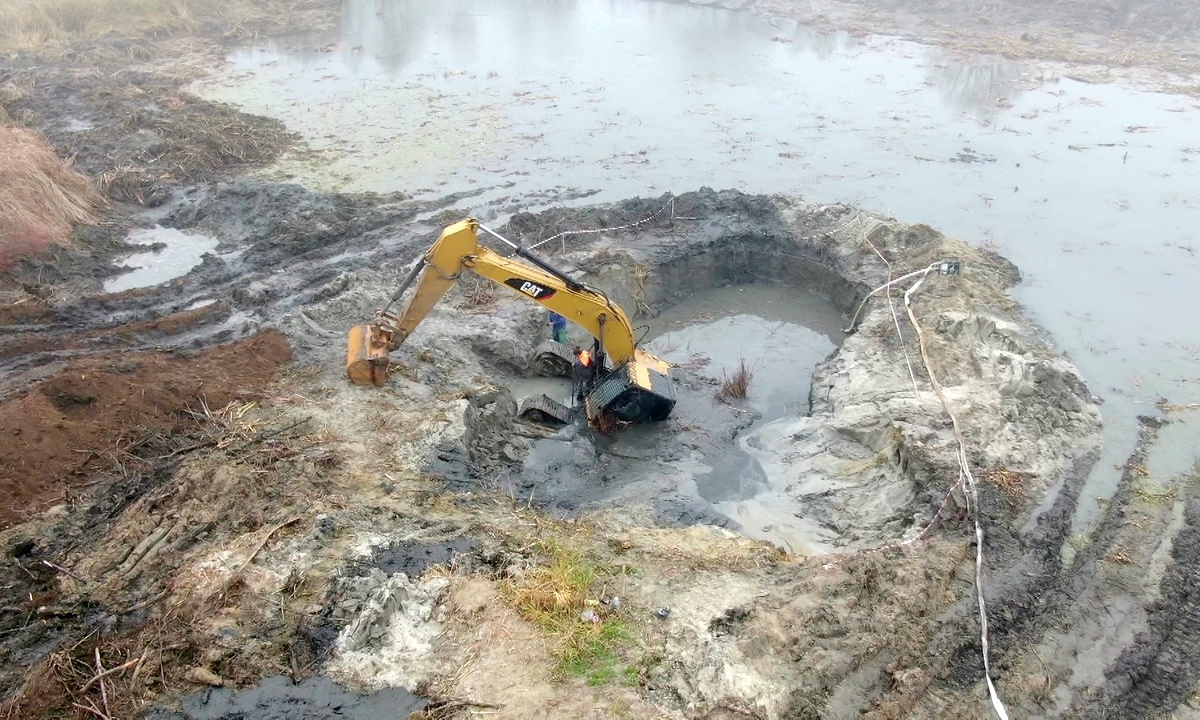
(462, 386, 527, 471)
(949, 147, 997, 164)
(326, 570, 450, 690)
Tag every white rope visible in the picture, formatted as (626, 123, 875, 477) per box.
(823, 210, 1008, 718)
(526, 196, 678, 251)
(490, 199, 1006, 715)
(903, 275, 1010, 720)
(844, 262, 943, 333)
(861, 229, 922, 399)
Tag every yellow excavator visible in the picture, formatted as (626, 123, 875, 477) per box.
(346, 219, 675, 427)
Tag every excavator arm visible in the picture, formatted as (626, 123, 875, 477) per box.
(346, 219, 674, 426)
(363, 219, 639, 362)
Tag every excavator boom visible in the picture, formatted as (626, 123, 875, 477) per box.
(347, 219, 675, 426)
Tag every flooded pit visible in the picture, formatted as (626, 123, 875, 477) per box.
(647, 285, 845, 422)
(502, 276, 847, 553)
(192, 0, 1200, 536)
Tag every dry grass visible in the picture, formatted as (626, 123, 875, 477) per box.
(455, 274, 497, 308)
(983, 467, 1028, 498)
(0, 126, 100, 270)
(0, 0, 194, 53)
(716, 358, 754, 401)
(0, 614, 197, 720)
(0, 0, 338, 54)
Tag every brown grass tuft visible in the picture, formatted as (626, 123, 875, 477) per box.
(0, 126, 101, 270)
(716, 358, 754, 401)
(983, 466, 1028, 498)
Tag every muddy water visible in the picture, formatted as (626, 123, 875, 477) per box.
(193, 0, 1200, 532)
(647, 285, 845, 422)
(511, 285, 845, 552)
(646, 285, 845, 552)
(103, 227, 219, 293)
(150, 675, 423, 719)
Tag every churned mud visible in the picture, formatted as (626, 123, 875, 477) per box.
(3, 1, 1200, 719)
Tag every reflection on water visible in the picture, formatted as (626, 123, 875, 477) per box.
(193, 0, 1200, 535)
(929, 58, 1024, 114)
(104, 227, 219, 294)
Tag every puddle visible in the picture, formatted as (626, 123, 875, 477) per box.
(104, 226, 220, 294)
(194, 0, 1200, 533)
(508, 376, 573, 408)
(149, 675, 423, 719)
(367, 538, 476, 577)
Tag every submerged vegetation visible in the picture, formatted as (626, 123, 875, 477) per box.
(716, 358, 755, 401)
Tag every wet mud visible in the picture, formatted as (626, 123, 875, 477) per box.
(150, 675, 424, 720)
(0, 330, 291, 529)
(2, 1, 1199, 718)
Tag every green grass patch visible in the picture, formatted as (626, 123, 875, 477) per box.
(502, 538, 635, 683)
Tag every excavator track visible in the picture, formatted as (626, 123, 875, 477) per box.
(518, 393, 573, 425)
(531, 340, 574, 377)
(587, 362, 676, 424)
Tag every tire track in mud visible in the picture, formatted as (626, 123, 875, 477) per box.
(923, 413, 1200, 718)
(1095, 491, 1200, 718)
(920, 417, 1177, 714)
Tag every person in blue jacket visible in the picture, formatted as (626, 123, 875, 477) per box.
(548, 311, 568, 343)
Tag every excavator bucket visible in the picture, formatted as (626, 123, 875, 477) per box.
(347, 323, 391, 386)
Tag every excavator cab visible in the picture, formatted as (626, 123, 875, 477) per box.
(345, 219, 675, 430)
(585, 355, 676, 424)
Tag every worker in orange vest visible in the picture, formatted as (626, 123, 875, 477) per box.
(572, 346, 594, 402)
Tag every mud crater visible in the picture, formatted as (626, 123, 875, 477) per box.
(444, 194, 880, 552)
(421, 189, 1099, 566)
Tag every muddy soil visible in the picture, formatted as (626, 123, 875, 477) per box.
(0, 330, 290, 529)
(2, 2, 1199, 718)
(0, 177, 1193, 719)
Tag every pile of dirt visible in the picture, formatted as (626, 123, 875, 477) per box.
(0, 329, 290, 529)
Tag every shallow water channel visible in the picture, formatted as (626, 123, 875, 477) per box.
(192, 0, 1200, 533)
